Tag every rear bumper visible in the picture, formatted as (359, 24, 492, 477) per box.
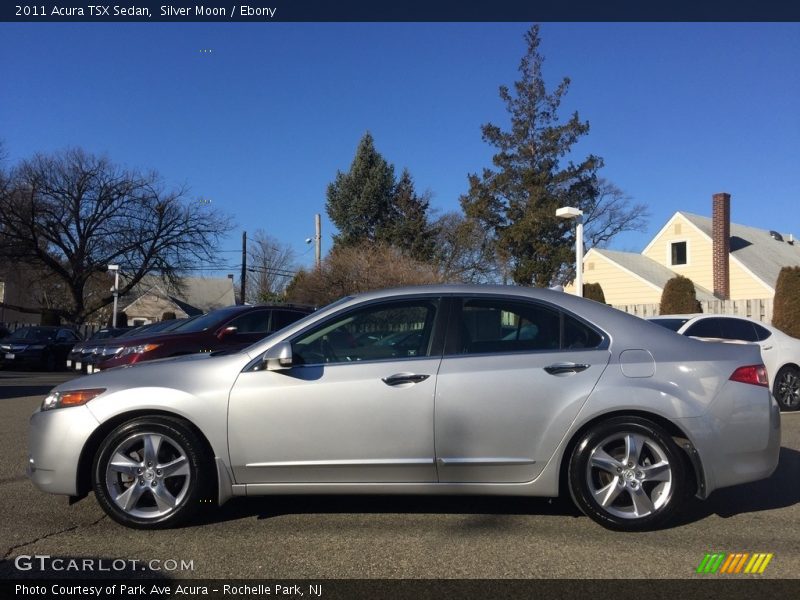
(678, 383, 780, 495)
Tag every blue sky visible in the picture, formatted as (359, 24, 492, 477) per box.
(1, 23, 798, 272)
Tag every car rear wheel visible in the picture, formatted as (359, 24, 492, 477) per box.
(773, 365, 800, 411)
(92, 416, 211, 529)
(568, 417, 688, 531)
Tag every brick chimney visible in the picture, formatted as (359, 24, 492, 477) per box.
(712, 192, 731, 300)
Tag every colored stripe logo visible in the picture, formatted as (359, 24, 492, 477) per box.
(696, 553, 773, 574)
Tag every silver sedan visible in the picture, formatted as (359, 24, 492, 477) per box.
(28, 285, 781, 531)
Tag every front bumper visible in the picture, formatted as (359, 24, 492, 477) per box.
(1, 350, 45, 368)
(28, 404, 101, 495)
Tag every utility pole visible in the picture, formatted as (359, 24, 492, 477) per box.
(108, 264, 120, 327)
(240, 231, 247, 305)
(314, 214, 322, 269)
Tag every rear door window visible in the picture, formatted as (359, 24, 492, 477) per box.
(685, 318, 723, 338)
(719, 319, 758, 342)
(452, 298, 602, 355)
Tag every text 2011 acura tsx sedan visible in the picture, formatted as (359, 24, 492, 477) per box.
(28, 285, 781, 531)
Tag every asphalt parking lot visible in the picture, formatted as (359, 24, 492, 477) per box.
(1, 369, 798, 581)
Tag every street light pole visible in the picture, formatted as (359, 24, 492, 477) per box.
(555, 207, 584, 297)
(108, 264, 120, 326)
(314, 213, 321, 270)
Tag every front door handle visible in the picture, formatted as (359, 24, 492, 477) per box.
(544, 362, 590, 375)
(382, 373, 430, 386)
(762, 345, 773, 351)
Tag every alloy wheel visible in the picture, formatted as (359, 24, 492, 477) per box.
(584, 431, 674, 520)
(103, 432, 192, 520)
(775, 367, 800, 411)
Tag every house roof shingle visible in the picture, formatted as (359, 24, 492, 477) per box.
(681, 212, 800, 291)
(592, 248, 717, 301)
(120, 275, 236, 316)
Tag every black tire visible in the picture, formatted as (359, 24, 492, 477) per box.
(567, 416, 689, 531)
(92, 416, 212, 529)
(773, 365, 800, 412)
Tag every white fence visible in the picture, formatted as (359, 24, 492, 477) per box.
(612, 298, 773, 324)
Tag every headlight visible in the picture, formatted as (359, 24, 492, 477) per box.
(102, 346, 124, 356)
(41, 388, 106, 411)
(120, 343, 161, 357)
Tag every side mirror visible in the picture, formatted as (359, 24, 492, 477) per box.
(262, 340, 293, 371)
(217, 325, 238, 340)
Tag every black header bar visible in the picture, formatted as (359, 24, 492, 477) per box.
(3, 1, 800, 23)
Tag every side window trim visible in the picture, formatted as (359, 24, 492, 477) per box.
(287, 296, 447, 367)
(443, 295, 607, 357)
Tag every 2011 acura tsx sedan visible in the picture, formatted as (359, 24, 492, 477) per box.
(28, 285, 781, 531)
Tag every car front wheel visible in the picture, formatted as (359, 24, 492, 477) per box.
(568, 417, 688, 531)
(92, 416, 211, 529)
(773, 365, 800, 411)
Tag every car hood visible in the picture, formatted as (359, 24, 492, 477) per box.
(51, 351, 252, 396)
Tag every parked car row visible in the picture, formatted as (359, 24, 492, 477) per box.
(1, 304, 313, 373)
(66, 320, 189, 374)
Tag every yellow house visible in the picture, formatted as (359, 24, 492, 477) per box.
(577, 193, 800, 305)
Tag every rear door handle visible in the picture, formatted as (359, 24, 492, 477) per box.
(382, 373, 430, 386)
(544, 362, 590, 375)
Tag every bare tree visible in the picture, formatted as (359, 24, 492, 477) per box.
(0, 148, 232, 323)
(553, 178, 650, 285)
(433, 212, 500, 284)
(286, 243, 442, 307)
(245, 230, 296, 303)
(583, 178, 649, 250)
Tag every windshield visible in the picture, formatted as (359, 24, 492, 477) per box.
(240, 296, 346, 355)
(162, 314, 202, 332)
(89, 329, 127, 341)
(7, 327, 57, 342)
(170, 307, 245, 333)
(649, 318, 689, 332)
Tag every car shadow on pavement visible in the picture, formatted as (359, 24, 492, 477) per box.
(204, 494, 582, 526)
(0, 384, 58, 400)
(205, 447, 799, 529)
(678, 446, 800, 524)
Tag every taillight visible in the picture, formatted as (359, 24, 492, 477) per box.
(729, 365, 769, 387)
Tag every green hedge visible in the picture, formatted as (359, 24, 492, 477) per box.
(659, 275, 702, 315)
(773, 266, 800, 338)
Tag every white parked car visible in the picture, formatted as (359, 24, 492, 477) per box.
(649, 314, 800, 411)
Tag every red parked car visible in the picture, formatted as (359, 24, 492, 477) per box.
(92, 304, 313, 371)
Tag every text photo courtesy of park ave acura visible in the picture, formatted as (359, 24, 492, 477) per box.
(2, 5, 800, 598)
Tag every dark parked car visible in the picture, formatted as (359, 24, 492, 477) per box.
(0, 326, 81, 371)
(92, 304, 313, 371)
(66, 327, 134, 372)
(74, 319, 197, 374)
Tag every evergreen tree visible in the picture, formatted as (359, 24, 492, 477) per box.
(326, 132, 395, 247)
(326, 134, 438, 263)
(382, 169, 437, 262)
(460, 25, 603, 287)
